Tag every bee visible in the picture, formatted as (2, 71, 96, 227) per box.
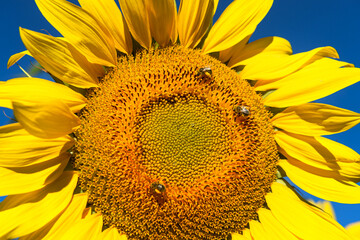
(233, 105, 250, 117)
(197, 66, 212, 78)
(150, 182, 167, 206)
(151, 182, 166, 194)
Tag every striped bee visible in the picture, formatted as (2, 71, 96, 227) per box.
(197, 66, 212, 78)
(151, 182, 166, 194)
(150, 182, 167, 206)
(233, 105, 250, 117)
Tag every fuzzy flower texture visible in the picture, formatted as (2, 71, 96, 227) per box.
(2, 0, 360, 239)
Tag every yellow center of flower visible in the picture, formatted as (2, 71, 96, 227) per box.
(72, 46, 279, 240)
(137, 95, 230, 187)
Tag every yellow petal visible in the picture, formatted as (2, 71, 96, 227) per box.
(0, 171, 78, 239)
(0, 84, 12, 110)
(279, 160, 360, 203)
(275, 131, 360, 181)
(315, 200, 336, 220)
(347, 222, 360, 239)
(256, 208, 299, 240)
(101, 227, 127, 240)
(78, 0, 132, 54)
(0, 77, 86, 113)
(242, 46, 338, 81)
(0, 153, 69, 195)
(272, 103, 360, 136)
(232, 229, 252, 240)
(261, 59, 360, 108)
(248, 220, 270, 240)
(82, 207, 92, 219)
(65, 41, 105, 81)
(60, 213, 103, 240)
(219, 35, 251, 64)
(257, 57, 353, 92)
(242, 229, 253, 239)
(213, 0, 219, 13)
(0, 123, 73, 167)
(7, 50, 31, 69)
(202, 0, 273, 54)
(226, 36, 292, 68)
(0, 99, 12, 109)
(178, 0, 214, 48)
(35, 0, 116, 66)
(20, 28, 99, 88)
(13, 99, 80, 139)
(266, 182, 352, 239)
(146, 0, 177, 47)
(20, 193, 88, 240)
(118, 0, 151, 49)
(231, 232, 252, 240)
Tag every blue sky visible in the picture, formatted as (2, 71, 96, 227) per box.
(1, 0, 360, 228)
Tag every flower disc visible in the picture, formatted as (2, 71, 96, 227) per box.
(73, 46, 279, 239)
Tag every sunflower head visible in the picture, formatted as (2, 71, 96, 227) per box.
(2, 0, 360, 239)
(73, 46, 278, 239)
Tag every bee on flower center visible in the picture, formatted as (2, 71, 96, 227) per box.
(197, 66, 212, 78)
(150, 182, 167, 206)
(151, 182, 166, 194)
(233, 105, 250, 117)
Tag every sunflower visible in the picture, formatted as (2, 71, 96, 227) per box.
(2, 0, 360, 239)
(313, 201, 360, 240)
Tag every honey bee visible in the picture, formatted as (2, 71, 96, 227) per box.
(197, 66, 212, 78)
(150, 182, 167, 206)
(233, 105, 250, 116)
(151, 182, 166, 194)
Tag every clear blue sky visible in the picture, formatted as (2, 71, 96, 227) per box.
(1, 0, 360, 228)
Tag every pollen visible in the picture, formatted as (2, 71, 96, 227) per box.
(72, 46, 279, 240)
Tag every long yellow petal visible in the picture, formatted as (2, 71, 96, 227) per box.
(266, 182, 352, 239)
(78, 0, 132, 54)
(0, 99, 12, 109)
(279, 160, 360, 203)
(202, 0, 273, 54)
(118, 0, 151, 49)
(178, 0, 214, 48)
(256, 208, 299, 240)
(101, 227, 127, 240)
(219, 35, 251, 64)
(257, 57, 353, 92)
(0, 123, 73, 167)
(59, 213, 103, 240)
(146, 0, 177, 47)
(20, 193, 88, 240)
(242, 46, 338, 81)
(7, 50, 31, 69)
(231, 232, 252, 240)
(0, 153, 69, 195)
(243, 229, 253, 240)
(225, 36, 292, 68)
(314, 200, 336, 220)
(0, 171, 78, 239)
(272, 103, 360, 136)
(13, 99, 80, 139)
(232, 229, 253, 240)
(20, 28, 99, 88)
(275, 131, 360, 181)
(347, 222, 360, 239)
(261, 59, 360, 108)
(0, 78, 86, 113)
(248, 221, 270, 240)
(35, 0, 116, 66)
(65, 42, 105, 81)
